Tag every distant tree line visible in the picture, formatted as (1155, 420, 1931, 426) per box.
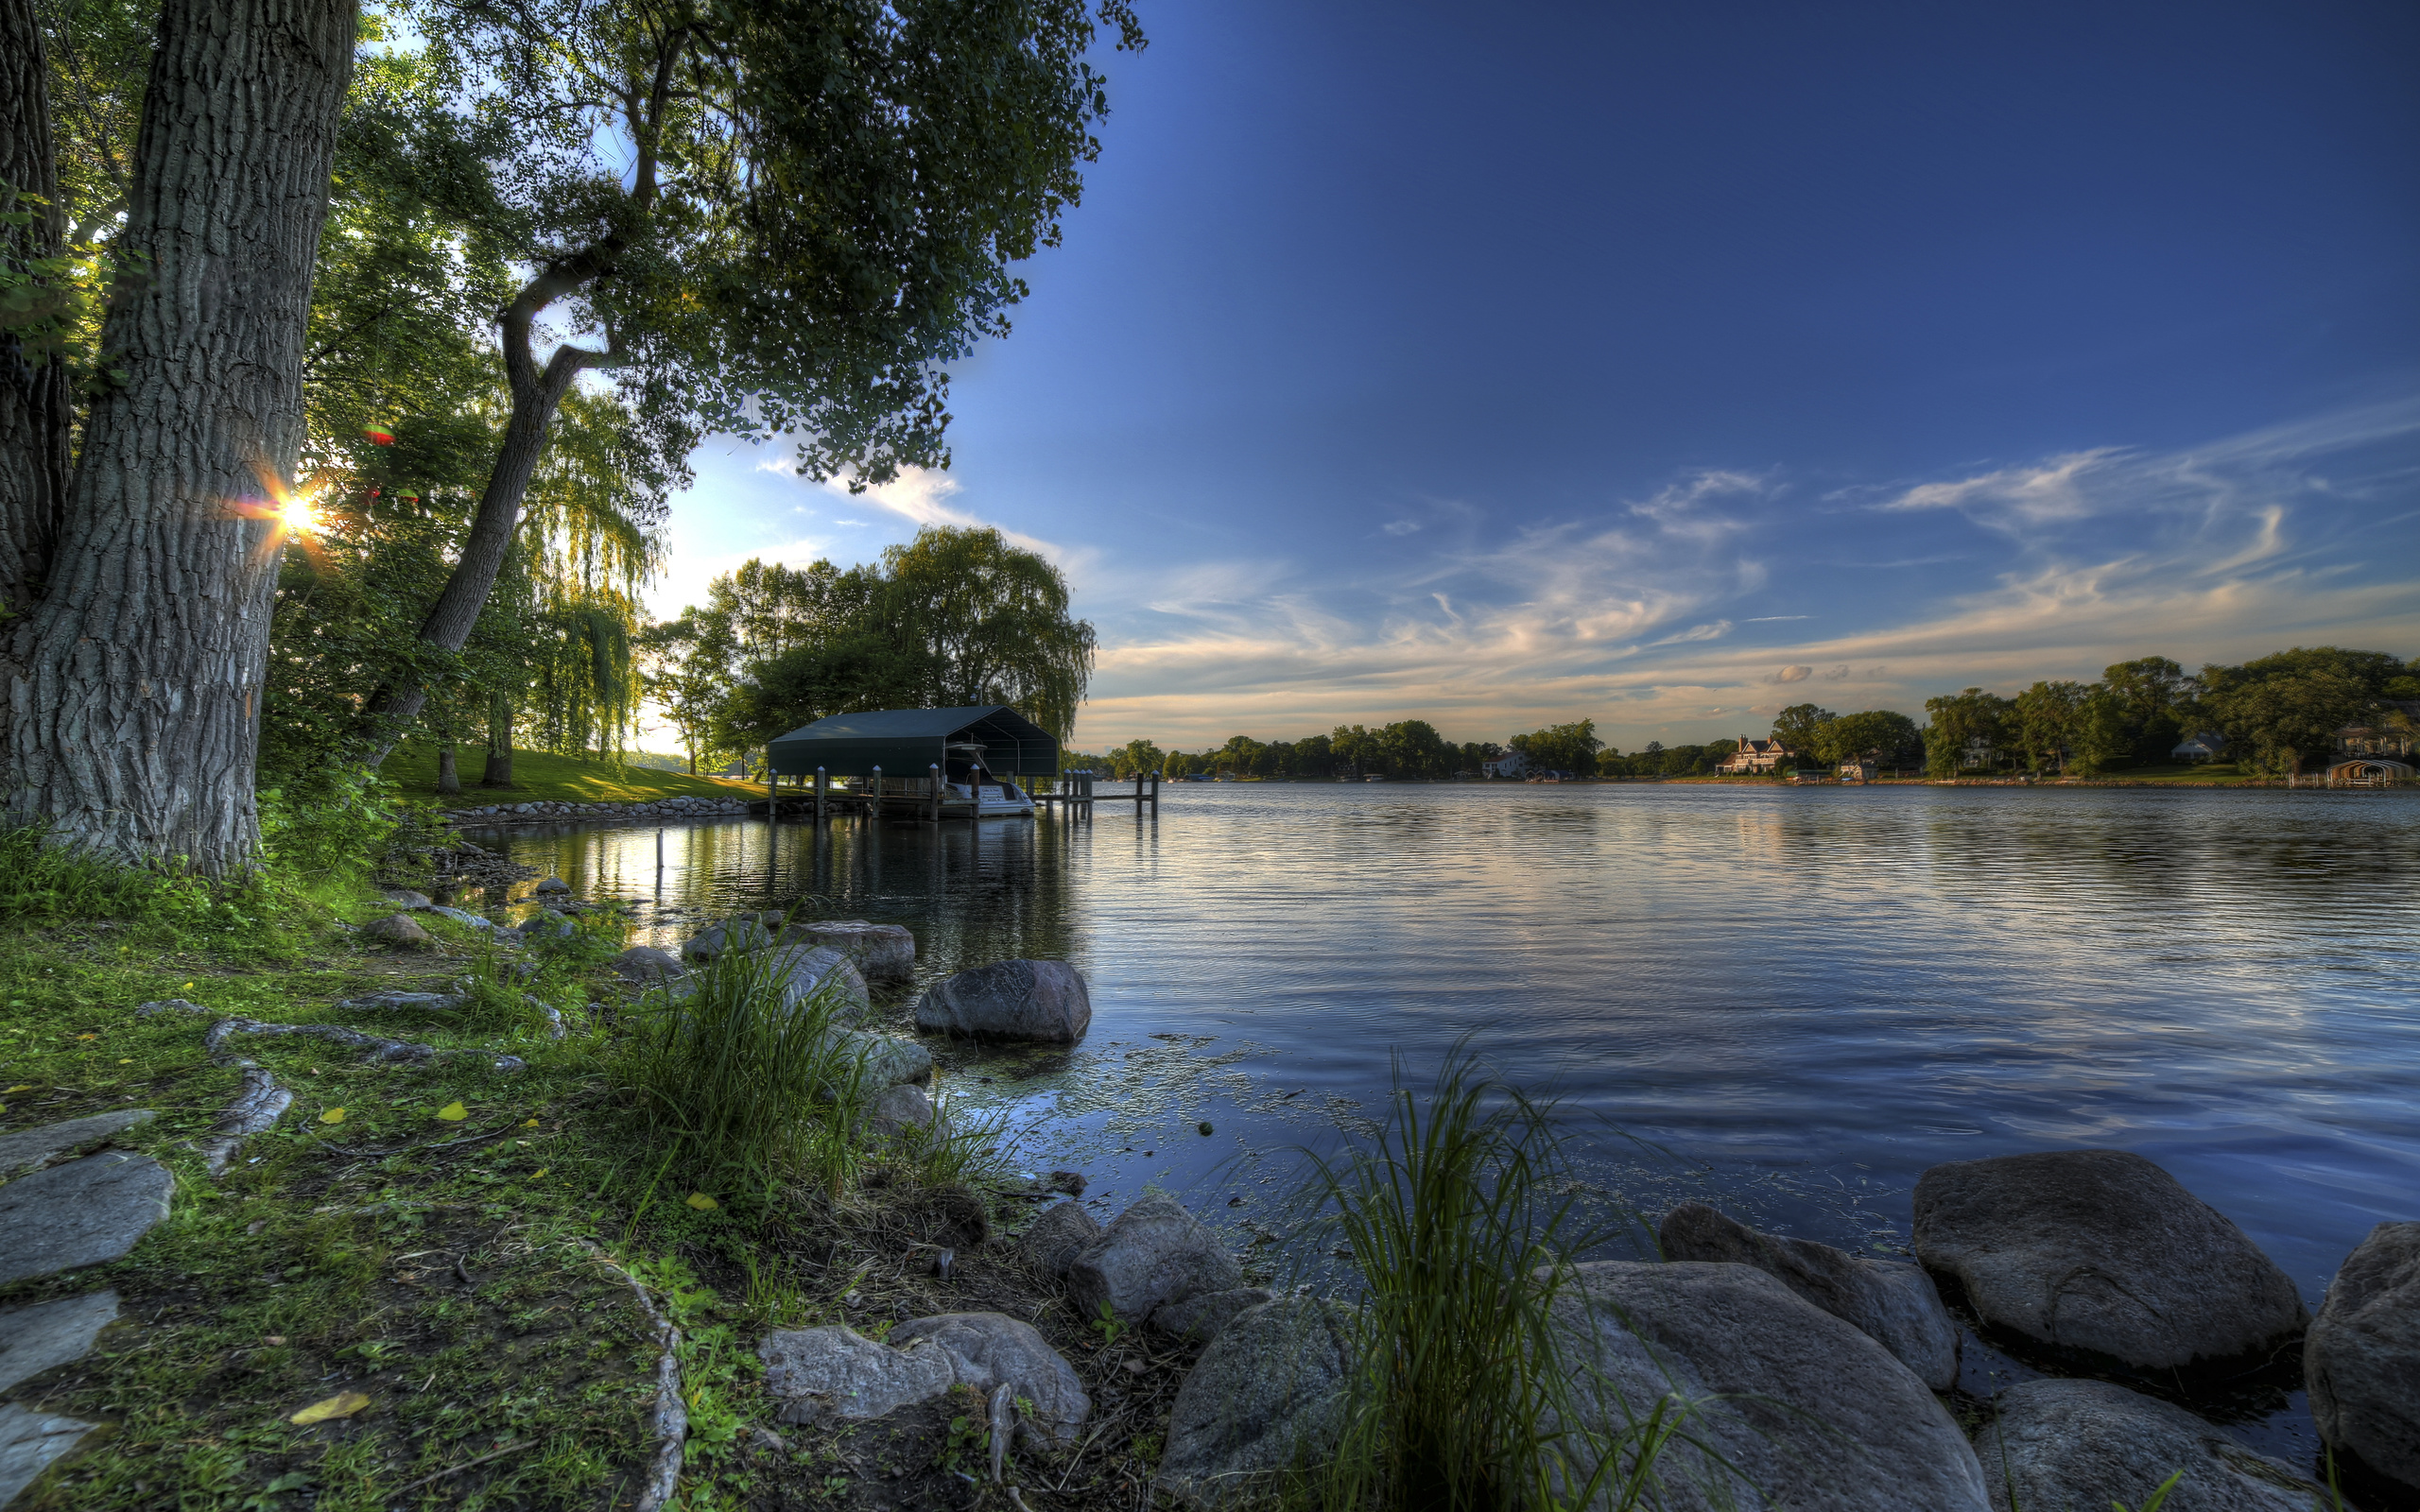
(1061, 645, 2414, 785)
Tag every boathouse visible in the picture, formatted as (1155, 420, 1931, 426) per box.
(767, 706, 1059, 785)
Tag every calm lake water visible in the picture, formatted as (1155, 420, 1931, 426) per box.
(462, 782, 2419, 1456)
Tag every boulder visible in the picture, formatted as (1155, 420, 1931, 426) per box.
(1659, 1201, 1960, 1389)
(779, 920, 916, 984)
(1152, 1287, 1275, 1344)
(0, 1112, 154, 1178)
(759, 1325, 956, 1425)
(762, 945, 872, 1021)
(863, 1082, 937, 1138)
(379, 888, 433, 910)
(533, 876, 571, 894)
(1156, 1298, 1357, 1507)
(1067, 1195, 1244, 1326)
(0, 1403, 100, 1507)
(0, 1291, 119, 1394)
(1549, 1261, 1989, 1512)
(362, 912, 432, 947)
(1912, 1150, 2304, 1371)
(1019, 1201, 1102, 1279)
(1971, 1378, 2326, 1512)
(682, 918, 772, 964)
(912, 959, 1091, 1043)
(888, 1313, 1091, 1442)
(2306, 1221, 2420, 1490)
(609, 945, 686, 985)
(0, 1152, 176, 1286)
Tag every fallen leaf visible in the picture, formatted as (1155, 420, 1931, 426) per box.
(182, 982, 194, 989)
(522, 1118, 539, 1127)
(75, 1033, 96, 1041)
(289, 1391, 371, 1425)
(320, 1108, 345, 1125)
(2, 1085, 30, 1094)
(117, 1058, 133, 1065)
(435, 1102, 468, 1122)
(685, 1192, 718, 1211)
(528, 1167, 548, 1179)
(265, 1334, 286, 1346)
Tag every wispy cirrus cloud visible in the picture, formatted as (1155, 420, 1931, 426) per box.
(1069, 399, 2420, 748)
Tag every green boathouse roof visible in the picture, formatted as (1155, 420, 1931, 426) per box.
(766, 706, 1059, 778)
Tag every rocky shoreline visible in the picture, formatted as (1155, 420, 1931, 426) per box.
(3, 882, 2412, 1511)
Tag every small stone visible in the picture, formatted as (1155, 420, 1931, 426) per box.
(681, 918, 772, 963)
(1048, 1170, 1087, 1195)
(334, 991, 465, 1015)
(425, 905, 493, 930)
(0, 1291, 119, 1394)
(608, 945, 686, 985)
(864, 1083, 937, 1138)
(0, 1152, 176, 1286)
(1198, 1121, 1214, 1136)
(361, 913, 432, 947)
(1150, 1287, 1274, 1344)
(533, 876, 571, 894)
(777, 920, 917, 984)
(0, 1111, 154, 1178)
(379, 889, 433, 910)
(889, 1312, 1091, 1442)
(1067, 1194, 1245, 1326)
(0, 1404, 101, 1508)
(1019, 1201, 1103, 1279)
(1973, 1378, 2326, 1512)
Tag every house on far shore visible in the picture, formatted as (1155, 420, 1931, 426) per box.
(1482, 750, 1529, 779)
(2171, 731, 2229, 764)
(1717, 737, 1794, 774)
(2335, 700, 2420, 762)
(1837, 757, 1876, 783)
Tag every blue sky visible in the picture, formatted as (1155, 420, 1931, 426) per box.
(648, 0, 2420, 754)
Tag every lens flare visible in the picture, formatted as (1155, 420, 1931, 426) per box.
(281, 494, 321, 536)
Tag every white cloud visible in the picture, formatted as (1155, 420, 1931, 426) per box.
(1768, 664, 1814, 683)
(1651, 620, 1733, 646)
(1381, 519, 1422, 536)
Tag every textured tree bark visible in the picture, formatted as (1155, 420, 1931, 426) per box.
(434, 741, 459, 796)
(2, 0, 356, 873)
(479, 693, 514, 788)
(0, 0, 74, 612)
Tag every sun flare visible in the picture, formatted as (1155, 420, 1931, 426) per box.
(281, 494, 321, 535)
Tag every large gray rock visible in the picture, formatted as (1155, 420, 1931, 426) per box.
(379, 888, 433, 910)
(426, 905, 493, 930)
(608, 945, 685, 984)
(0, 1152, 175, 1286)
(912, 959, 1092, 1043)
(763, 945, 871, 1021)
(1660, 1201, 1961, 1389)
(1971, 1378, 2327, 1512)
(780, 920, 916, 984)
(682, 918, 772, 963)
(2306, 1221, 2420, 1490)
(1020, 1201, 1102, 1278)
(1550, 1261, 1988, 1512)
(888, 1313, 1091, 1442)
(835, 1030, 931, 1089)
(1068, 1195, 1244, 1326)
(516, 909, 576, 940)
(1152, 1287, 1275, 1344)
(0, 1111, 154, 1177)
(1156, 1298, 1357, 1508)
(759, 1325, 955, 1424)
(0, 1291, 118, 1394)
(1912, 1150, 2304, 1371)
(533, 875, 571, 894)
(0, 1404, 100, 1507)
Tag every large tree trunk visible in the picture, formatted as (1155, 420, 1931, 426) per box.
(2, 0, 355, 874)
(0, 0, 74, 611)
(479, 691, 515, 787)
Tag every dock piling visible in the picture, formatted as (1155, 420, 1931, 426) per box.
(815, 765, 826, 822)
(929, 764, 942, 823)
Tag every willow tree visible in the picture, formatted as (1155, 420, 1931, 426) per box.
(358, 0, 1144, 758)
(3, 0, 357, 873)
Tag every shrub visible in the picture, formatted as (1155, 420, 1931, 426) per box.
(618, 941, 870, 1196)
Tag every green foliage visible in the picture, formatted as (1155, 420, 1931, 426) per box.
(1089, 1299, 1127, 1348)
(1809, 709, 1922, 769)
(1769, 703, 1837, 755)
(1508, 720, 1603, 776)
(1924, 688, 2016, 778)
(1295, 1045, 1705, 1511)
(378, 744, 755, 807)
(2201, 647, 2403, 776)
(617, 942, 872, 1198)
(0, 822, 217, 925)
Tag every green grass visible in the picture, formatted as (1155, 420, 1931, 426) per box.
(380, 744, 763, 808)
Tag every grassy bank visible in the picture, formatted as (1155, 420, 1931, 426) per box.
(380, 746, 763, 809)
(0, 833, 1184, 1511)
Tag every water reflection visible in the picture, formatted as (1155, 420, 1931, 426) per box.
(464, 785, 2420, 1333)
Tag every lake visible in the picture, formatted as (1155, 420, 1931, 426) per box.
(461, 782, 2419, 1458)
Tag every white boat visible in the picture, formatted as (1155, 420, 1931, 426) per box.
(949, 780, 1036, 816)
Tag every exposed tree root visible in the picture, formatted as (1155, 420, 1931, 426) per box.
(199, 1065, 293, 1174)
(580, 1241, 686, 1512)
(202, 1015, 527, 1071)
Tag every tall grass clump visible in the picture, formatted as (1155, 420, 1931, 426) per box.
(619, 943, 871, 1197)
(1296, 1043, 1718, 1512)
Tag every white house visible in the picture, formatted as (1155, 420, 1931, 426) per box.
(1481, 750, 1528, 779)
(1716, 737, 1793, 775)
